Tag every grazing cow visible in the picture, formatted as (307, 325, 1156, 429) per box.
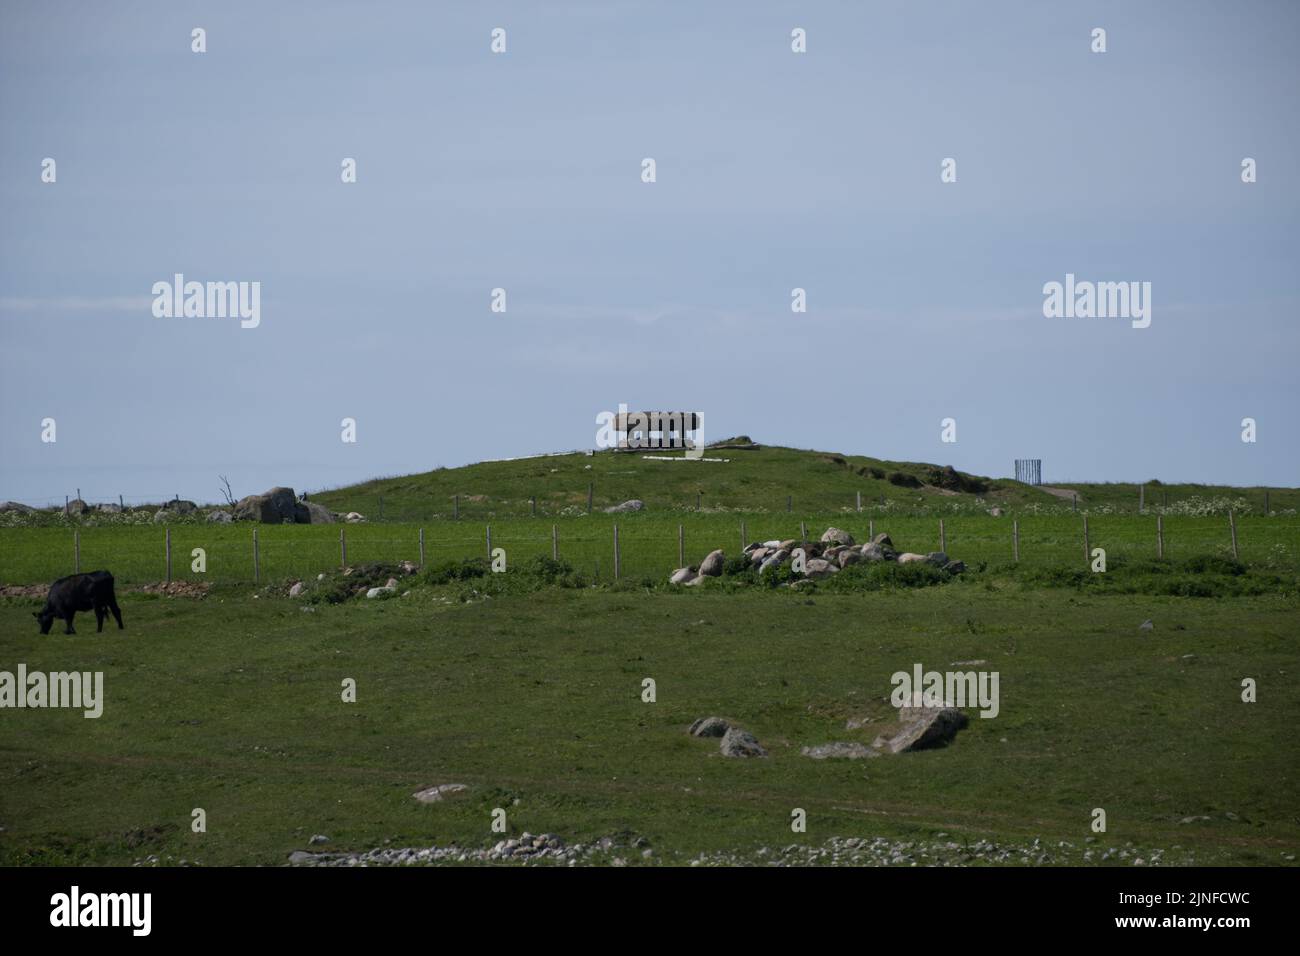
(34, 571, 123, 635)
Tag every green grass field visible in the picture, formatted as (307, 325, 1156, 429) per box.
(2, 444, 1296, 867)
(1, 580, 1296, 866)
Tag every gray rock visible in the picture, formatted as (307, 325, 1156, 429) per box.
(0, 501, 35, 514)
(1139, 620, 1154, 631)
(989, 507, 1004, 517)
(289, 582, 304, 597)
(944, 560, 966, 574)
(720, 727, 767, 758)
(412, 783, 469, 803)
(869, 532, 894, 550)
(604, 499, 645, 514)
(297, 500, 336, 524)
(288, 851, 317, 864)
(924, 551, 949, 567)
(860, 542, 892, 562)
(669, 567, 697, 585)
(97, 502, 122, 514)
(897, 553, 928, 564)
(365, 586, 394, 599)
(698, 549, 725, 577)
(234, 487, 299, 524)
(759, 550, 789, 574)
(309, 834, 330, 845)
(837, 549, 862, 569)
(820, 527, 855, 546)
(688, 716, 732, 738)
(205, 509, 233, 523)
(873, 706, 969, 754)
(64, 498, 90, 515)
(804, 558, 837, 579)
(801, 742, 878, 760)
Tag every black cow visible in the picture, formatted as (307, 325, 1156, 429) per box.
(34, 571, 124, 635)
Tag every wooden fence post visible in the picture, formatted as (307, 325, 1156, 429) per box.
(1013, 519, 1020, 562)
(800, 521, 807, 547)
(614, 524, 622, 579)
(1139, 485, 1144, 514)
(74, 530, 80, 573)
(869, 519, 874, 540)
(856, 491, 862, 512)
(1156, 515, 1164, 559)
(678, 524, 685, 568)
(340, 528, 347, 569)
(1082, 516, 1090, 567)
(552, 524, 559, 561)
(419, 528, 425, 568)
(740, 520, 747, 553)
(1229, 511, 1238, 560)
(253, 528, 260, 583)
(486, 524, 492, 561)
(119, 494, 124, 510)
(165, 528, 172, 583)
(1072, 492, 1077, 512)
(939, 518, 946, 553)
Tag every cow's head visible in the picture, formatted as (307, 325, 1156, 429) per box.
(33, 609, 54, 634)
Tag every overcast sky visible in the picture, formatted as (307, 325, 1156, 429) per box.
(2, 0, 1297, 505)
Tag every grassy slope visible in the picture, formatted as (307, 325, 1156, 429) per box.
(1, 582, 1296, 866)
(308, 445, 1297, 520)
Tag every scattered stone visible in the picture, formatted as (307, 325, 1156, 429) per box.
(688, 716, 732, 738)
(289, 582, 304, 598)
(896, 553, 928, 564)
(872, 706, 969, 754)
(698, 549, 725, 577)
(719, 727, 767, 758)
(0, 501, 35, 514)
(413, 784, 469, 803)
(365, 586, 394, 599)
(345, 512, 365, 523)
(604, 499, 645, 514)
(801, 742, 878, 760)
(820, 527, 855, 546)
(206, 509, 233, 523)
(309, 834, 330, 845)
(1139, 620, 1154, 631)
(804, 558, 838, 579)
(669, 567, 697, 585)
(989, 507, 1004, 517)
(759, 550, 789, 574)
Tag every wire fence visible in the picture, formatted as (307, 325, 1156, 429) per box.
(2, 514, 1295, 588)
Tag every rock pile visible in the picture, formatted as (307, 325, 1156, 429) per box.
(232, 487, 336, 524)
(688, 716, 767, 757)
(668, 527, 966, 585)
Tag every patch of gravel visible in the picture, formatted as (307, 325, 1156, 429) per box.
(275, 834, 1201, 868)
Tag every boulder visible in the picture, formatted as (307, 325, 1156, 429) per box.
(989, 507, 1004, 518)
(289, 582, 304, 597)
(365, 586, 394, 599)
(206, 509, 233, 523)
(897, 553, 928, 564)
(837, 549, 862, 569)
(604, 499, 645, 514)
(719, 727, 767, 758)
(924, 551, 949, 568)
(945, 560, 967, 575)
(684, 575, 707, 587)
(762, 540, 783, 549)
(748, 547, 770, 565)
(820, 527, 855, 546)
(860, 542, 893, 562)
(65, 498, 89, 515)
(0, 501, 35, 514)
(804, 558, 837, 579)
(759, 550, 789, 574)
(234, 487, 299, 524)
(698, 549, 725, 577)
(669, 567, 697, 585)
(97, 502, 122, 514)
(688, 717, 732, 738)
(344, 512, 365, 523)
(869, 532, 894, 549)
(801, 742, 878, 760)
(779, 539, 797, 551)
(297, 500, 336, 524)
(872, 706, 969, 754)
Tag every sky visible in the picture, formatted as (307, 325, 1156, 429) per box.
(1, 0, 1297, 506)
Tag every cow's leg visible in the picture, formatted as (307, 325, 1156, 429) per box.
(110, 598, 124, 630)
(95, 606, 106, 632)
(64, 610, 76, 635)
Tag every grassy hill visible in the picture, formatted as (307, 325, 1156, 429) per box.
(311, 442, 1294, 522)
